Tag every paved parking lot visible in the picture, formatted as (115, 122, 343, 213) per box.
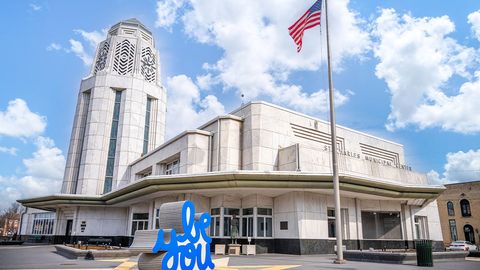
(1, 245, 479, 270)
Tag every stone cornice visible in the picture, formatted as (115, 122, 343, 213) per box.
(18, 171, 445, 210)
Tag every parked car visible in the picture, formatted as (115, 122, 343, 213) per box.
(447, 241, 478, 251)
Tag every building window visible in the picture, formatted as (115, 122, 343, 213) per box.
(131, 213, 149, 236)
(361, 211, 402, 239)
(142, 97, 152, 155)
(460, 199, 471, 217)
(414, 216, 429, 239)
(280, 221, 288, 230)
(449, 219, 458, 241)
(164, 160, 180, 175)
(241, 208, 254, 237)
(257, 208, 273, 238)
(210, 208, 220, 237)
(327, 208, 336, 238)
(327, 208, 349, 239)
(104, 90, 122, 193)
(155, 208, 160, 229)
(31, 213, 55, 235)
(135, 167, 152, 180)
(224, 208, 240, 237)
(447, 201, 455, 216)
(71, 91, 90, 194)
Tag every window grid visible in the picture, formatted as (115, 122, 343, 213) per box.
(131, 213, 149, 236)
(209, 207, 273, 239)
(256, 208, 273, 238)
(164, 160, 180, 175)
(31, 213, 55, 235)
(210, 208, 221, 237)
(242, 208, 254, 237)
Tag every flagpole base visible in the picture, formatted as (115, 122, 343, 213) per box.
(333, 259, 346, 264)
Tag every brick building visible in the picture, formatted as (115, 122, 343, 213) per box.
(437, 181, 480, 245)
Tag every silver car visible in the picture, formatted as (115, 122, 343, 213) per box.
(448, 240, 478, 251)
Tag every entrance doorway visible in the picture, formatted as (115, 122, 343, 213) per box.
(65, 219, 73, 244)
(463, 224, 475, 243)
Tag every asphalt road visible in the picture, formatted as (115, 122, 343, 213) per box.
(0, 245, 123, 269)
(0, 245, 479, 270)
(220, 254, 480, 270)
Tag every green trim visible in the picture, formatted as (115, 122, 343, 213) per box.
(18, 172, 444, 208)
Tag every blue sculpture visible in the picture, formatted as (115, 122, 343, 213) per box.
(152, 200, 215, 270)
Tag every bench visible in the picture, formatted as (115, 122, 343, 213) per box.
(130, 201, 210, 270)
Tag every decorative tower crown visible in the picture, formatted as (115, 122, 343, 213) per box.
(91, 18, 160, 84)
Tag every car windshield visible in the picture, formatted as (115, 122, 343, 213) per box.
(452, 241, 465, 245)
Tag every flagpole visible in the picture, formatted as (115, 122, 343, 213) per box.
(324, 0, 345, 264)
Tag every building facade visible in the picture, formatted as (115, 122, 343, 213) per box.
(18, 19, 445, 254)
(1, 214, 20, 237)
(437, 181, 480, 246)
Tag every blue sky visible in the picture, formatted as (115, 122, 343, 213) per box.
(0, 0, 479, 210)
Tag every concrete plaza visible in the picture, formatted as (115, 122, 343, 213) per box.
(1, 245, 480, 270)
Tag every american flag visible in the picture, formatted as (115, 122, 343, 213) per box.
(288, 0, 322, 52)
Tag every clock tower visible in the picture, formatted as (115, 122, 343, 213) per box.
(61, 19, 167, 195)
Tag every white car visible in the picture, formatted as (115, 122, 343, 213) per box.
(448, 241, 478, 251)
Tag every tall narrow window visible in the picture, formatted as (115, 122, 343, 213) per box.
(72, 91, 90, 194)
(103, 91, 122, 193)
(142, 98, 152, 155)
(155, 208, 160, 229)
(241, 208, 254, 237)
(449, 219, 458, 241)
(327, 208, 336, 238)
(447, 201, 455, 216)
(414, 216, 429, 239)
(257, 208, 273, 238)
(460, 199, 471, 217)
(210, 208, 220, 237)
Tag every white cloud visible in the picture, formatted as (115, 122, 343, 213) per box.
(373, 9, 480, 133)
(69, 39, 93, 66)
(157, 0, 367, 115)
(428, 149, 480, 184)
(29, 3, 41, 12)
(156, 0, 186, 29)
(468, 10, 480, 41)
(49, 29, 107, 66)
(23, 137, 65, 180)
(67, 29, 107, 66)
(46, 43, 62, 51)
(0, 99, 46, 138)
(74, 29, 108, 48)
(0, 137, 65, 211)
(165, 75, 225, 138)
(0, 146, 17, 156)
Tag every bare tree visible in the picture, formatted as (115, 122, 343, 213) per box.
(0, 202, 23, 230)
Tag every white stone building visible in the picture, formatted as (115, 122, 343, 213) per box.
(18, 19, 445, 254)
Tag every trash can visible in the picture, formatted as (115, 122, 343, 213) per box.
(415, 239, 433, 267)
